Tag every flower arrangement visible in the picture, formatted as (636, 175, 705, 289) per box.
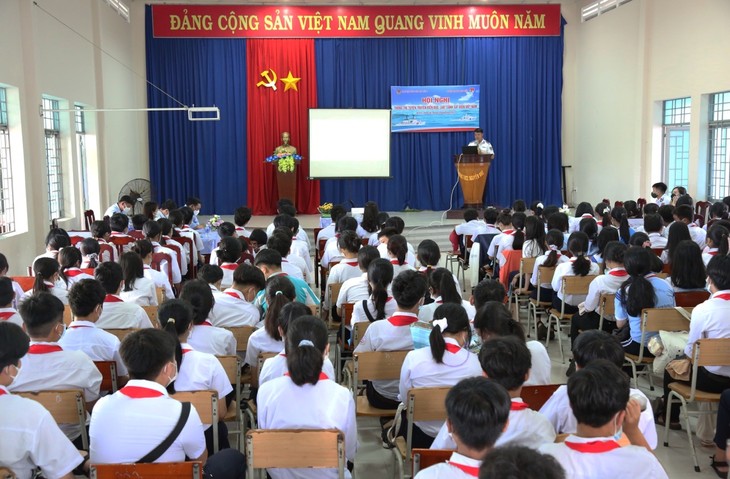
(318, 202, 333, 217)
(207, 214, 223, 231)
(265, 153, 303, 173)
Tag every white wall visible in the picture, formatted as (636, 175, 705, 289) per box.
(0, 0, 147, 274)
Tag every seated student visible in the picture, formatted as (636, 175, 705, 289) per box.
(643, 213, 667, 249)
(0, 253, 28, 307)
(473, 302, 551, 386)
(79, 237, 101, 270)
(208, 222, 237, 267)
(703, 224, 730, 266)
(539, 330, 657, 449)
(351, 258, 397, 328)
(198, 264, 224, 294)
(336, 245, 380, 318)
(570, 241, 628, 344)
(210, 263, 263, 328)
(103, 195, 133, 218)
(142, 201, 158, 221)
(109, 212, 134, 245)
(32, 228, 71, 268)
(94, 262, 153, 329)
(472, 207, 501, 243)
(529, 230, 568, 301)
(550, 232, 600, 314)
(119, 252, 158, 306)
(658, 204, 676, 239)
(316, 204, 346, 243)
(185, 196, 204, 230)
(377, 216, 417, 264)
(710, 389, 730, 476)
(233, 206, 253, 237)
(180, 280, 236, 356)
(547, 210, 571, 248)
(59, 279, 129, 385)
(11, 292, 102, 444)
(58, 246, 94, 290)
(322, 216, 358, 269)
(486, 211, 514, 264)
(130, 214, 148, 236)
(496, 212, 527, 267)
(172, 208, 205, 265)
(248, 228, 267, 257)
(285, 217, 313, 273)
(578, 217, 599, 257)
(215, 236, 243, 289)
(132, 240, 175, 301)
(568, 202, 596, 234)
(157, 198, 177, 219)
(25, 257, 68, 305)
(90, 220, 118, 263)
(267, 229, 306, 281)
(0, 322, 85, 479)
(590, 226, 619, 264)
(664, 240, 706, 292)
(368, 211, 391, 246)
(236, 236, 255, 266)
(449, 208, 487, 254)
(324, 231, 363, 314)
(258, 315, 357, 479)
(673, 204, 707, 249)
(470, 278, 506, 309)
(539, 361, 667, 478)
(415, 377, 511, 479)
(521, 215, 547, 259)
(254, 249, 319, 308)
(398, 304, 482, 448)
(259, 302, 336, 385)
(143, 220, 182, 286)
(386, 234, 416, 277)
(161, 299, 233, 454)
(661, 220, 692, 264)
(157, 217, 187, 275)
(89, 329, 245, 478)
(419, 268, 475, 323)
(604, 206, 634, 245)
(358, 201, 381, 239)
(478, 445, 566, 479)
(354, 270, 427, 409)
(245, 275, 296, 367)
(0, 278, 22, 326)
(431, 336, 555, 451)
(651, 181, 670, 206)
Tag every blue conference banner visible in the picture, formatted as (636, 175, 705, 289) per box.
(390, 85, 480, 133)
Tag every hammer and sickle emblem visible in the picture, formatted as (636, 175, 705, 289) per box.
(256, 69, 278, 90)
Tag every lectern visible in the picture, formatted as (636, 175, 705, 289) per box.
(453, 154, 494, 209)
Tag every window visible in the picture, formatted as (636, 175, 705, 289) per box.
(581, 0, 634, 22)
(43, 97, 64, 219)
(708, 91, 730, 201)
(662, 97, 691, 192)
(0, 88, 15, 234)
(75, 105, 89, 211)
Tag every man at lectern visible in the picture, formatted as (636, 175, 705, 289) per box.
(468, 127, 494, 155)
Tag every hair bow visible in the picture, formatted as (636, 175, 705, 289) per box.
(432, 318, 448, 331)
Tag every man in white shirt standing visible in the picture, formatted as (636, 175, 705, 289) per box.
(467, 127, 494, 155)
(651, 182, 670, 207)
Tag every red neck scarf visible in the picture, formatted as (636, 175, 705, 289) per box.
(104, 294, 124, 303)
(0, 311, 15, 320)
(65, 268, 84, 277)
(220, 263, 237, 271)
(0, 388, 8, 396)
(608, 269, 628, 277)
(447, 461, 479, 477)
(510, 400, 530, 411)
(714, 293, 730, 301)
(69, 323, 93, 329)
(199, 320, 213, 326)
(28, 344, 63, 354)
(224, 291, 243, 300)
(564, 439, 621, 453)
(119, 385, 164, 398)
(387, 314, 418, 327)
(444, 342, 462, 354)
(285, 372, 329, 380)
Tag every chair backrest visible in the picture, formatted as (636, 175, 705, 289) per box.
(693, 338, 730, 369)
(155, 286, 165, 305)
(253, 352, 278, 388)
(329, 282, 344, 305)
(534, 266, 556, 302)
(674, 290, 710, 308)
(11, 276, 34, 292)
(99, 243, 115, 263)
(342, 302, 355, 327)
(142, 305, 160, 328)
(109, 236, 136, 256)
(695, 200, 711, 219)
(94, 360, 119, 393)
(650, 248, 664, 257)
(318, 238, 328, 262)
(103, 328, 140, 341)
(520, 256, 537, 277)
(225, 326, 257, 354)
(662, 262, 672, 274)
(70, 235, 85, 246)
(164, 241, 184, 271)
(151, 252, 174, 286)
(246, 429, 345, 475)
(354, 350, 409, 384)
(84, 210, 96, 231)
(63, 304, 73, 326)
(128, 230, 145, 240)
(641, 308, 691, 333)
(598, 293, 616, 316)
(171, 390, 218, 451)
(17, 389, 88, 449)
(175, 235, 196, 272)
(216, 355, 241, 390)
(407, 387, 451, 422)
(561, 275, 598, 295)
(637, 198, 646, 215)
(412, 449, 452, 475)
(352, 321, 370, 349)
(693, 214, 705, 228)
(521, 384, 561, 411)
(90, 461, 203, 479)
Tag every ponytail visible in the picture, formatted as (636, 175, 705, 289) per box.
(285, 315, 328, 386)
(428, 304, 470, 364)
(58, 246, 81, 287)
(416, 240, 441, 268)
(387, 234, 408, 266)
(32, 257, 58, 294)
(543, 230, 564, 268)
(120, 252, 144, 292)
(264, 275, 296, 341)
(620, 247, 656, 317)
(80, 238, 100, 268)
(473, 301, 526, 343)
(512, 230, 525, 251)
(708, 224, 730, 256)
(158, 299, 194, 387)
(367, 258, 394, 321)
(131, 239, 154, 260)
(567, 232, 590, 276)
(612, 207, 630, 243)
(430, 268, 461, 304)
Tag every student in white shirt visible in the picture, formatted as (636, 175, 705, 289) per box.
(0, 278, 22, 327)
(336, 246, 380, 319)
(267, 230, 306, 282)
(418, 268, 475, 323)
(210, 263, 264, 328)
(703, 224, 729, 266)
(324, 230, 362, 315)
(180, 280, 236, 356)
(109, 213, 135, 252)
(528, 230, 567, 302)
(448, 208, 486, 254)
(90, 220, 118, 263)
(521, 215, 547, 259)
(550, 232, 600, 314)
(79, 237, 101, 270)
(663, 240, 706, 292)
(157, 218, 188, 277)
(479, 445, 566, 479)
(208, 222, 238, 267)
(351, 258, 397, 329)
(568, 202, 596, 234)
(486, 211, 514, 263)
(248, 229, 268, 258)
(233, 206, 253, 238)
(0, 253, 27, 309)
(0, 321, 84, 479)
(321, 217, 358, 269)
(539, 361, 667, 479)
(184, 196, 204, 230)
(94, 262, 154, 329)
(651, 181, 670, 206)
(216, 236, 243, 289)
(643, 213, 667, 249)
(32, 228, 71, 270)
(590, 225, 620, 264)
(674, 204, 707, 249)
(470, 278, 507, 309)
(11, 292, 102, 446)
(316, 205, 346, 243)
(26, 257, 68, 305)
(57, 246, 94, 290)
(473, 302, 551, 387)
(119, 252, 158, 306)
(355, 269, 426, 409)
(285, 217, 313, 274)
(258, 315, 357, 479)
(174, 208, 204, 264)
(59, 279, 129, 384)
(415, 377, 510, 479)
(431, 337, 555, 452)
(245, 275, 295, 367)
(132, 239, 175, 301)
(160, 299, 233, 453)
(387, 234, 416, 277)
(398, 304, 482, 448)
(143, 220, 182, 286)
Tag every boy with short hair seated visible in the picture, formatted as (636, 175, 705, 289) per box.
(0, 277, 22, 326)
(414, 376, 510, 478)
(479, 445, 565, 479)
(539, 360, 668, 478)
(94, 262, 154, 329)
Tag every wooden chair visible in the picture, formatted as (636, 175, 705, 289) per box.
(17, 389, 88, 449)
(11, 276, 34, 293)
(104, 328, 140, 342)
(128, 230, 145, 240)
(99, 243, 115, 263)
(142, 305, 160, 328)
(521, 384, 561, 411)
(674, 290, 710, 308)
(90, 461, 203, 479)
(217, 355, 244, 451)
(155, 286, 165, 305)
(624, 307, 690, 390)
(352, 321, 370, 349)
(335, 302, 356, 383)
(527, 266, 555, 340)
(172, 390, 219, 453)
(326, 282, 344, 325)
(313, 227, 323, 288)
(693, 214, 705, 228)
(637, 198, 646, 215)
(63, 304, 73, 326)
(597, 292, 616, 331)
(83, 210, 96, 231)
(252, 352, 278, 389)
(695, 200, 711, 222)
(662, 262, 672, 275)
(412, 449, 452, 476)
(225, 326, 257, 356)
(351, 350, 410, 417)
(546, 275, 597, 363)
(650, 248, 664, 257)
(164, 241, 184, 273)
(94, 360, 119, 394)
(70, 235, 85, 246)
(246, 429, 346, 478)
(509, 256, 537, 328)
(664, 338, 730, 473)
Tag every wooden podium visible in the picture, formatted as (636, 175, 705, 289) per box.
(453, 153, 494, 209)
(276, 167, 297, 207)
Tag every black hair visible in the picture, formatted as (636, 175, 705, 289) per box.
(496, 211, 512, 228)
(629, 231, 651, 248)
(131, 214, 148, 231)
(623, 200, 640, 219)
(216, 236, 243, 264)
(265, 275, 296, 341)
(669, 240, 705, 290)
(367, 258, 394, 321)
(118, 195, 133, 205)
(652, 182, 668, 194)
(619, 247, 656, 317)
(278, 302, 311, 338)
(330, 205, 347, 225)
(217, 222, 236, 239)
(643, 203, 659, 216)
(186, 196, 201, 207)
(474, 301, 525, 342)
(18, 292, 64, 337)
(463, 208, 479, 222)
(279, 204, 297, 217)
(58, 246, 82, 287)
(707, 224, 730, 256)
(120, 252, 144, 292)
(658, 204, 675, 224)
(79, 238, 100, 268)
(472, 279, 506, 309)
(578, 217, 598, 243)
(643, 213, 663, 234)
(157, 218, 173, 237)
(168, 210, 184, 227)
(416, 239, 441, 270)
(337, 230, 361, 254)
(387, 234, 408, 266)
(595, 202, 611, 224)
(446, 377, 510, 451)
(572, 330, 624, 368)
(32, 257, 59, 294)
(675, 194, 694, 208)
(666, 221, 692, 263)
(511, 212, 527, 250)
(483, 207, 499, 225)
(568, 359, 629, 428)
(574, 202, 595, 218)
(143, 219, 162, 239)
(602, 241, 627, 265)
(267, 231, 293, 258)
(160, 298, 193, 375)
(512, 200, 527, 213)
(708, 255, 730, 291)
(429, 303, 471, 364)
(45, 228, 71, 250)
(143, 201, 158, 220)
(357, 245, 381, 271)
(542, 229, 565, 268)
(542, 205, 561, 220)
(273, 214, 290, 230)
(68, 278, 106, 318)
(0, 277, 13, 306)
(387, 216, 406, 234)
(361, 201, 380, 233)
(429, 267, 461, 304)
(479, 445, 566, 479)
(178, 206, 193, 225)
(596, 228, 620, 258)
(523, 216, 546, 255)
(198, 264, 224, 285)
(233, 263, 266, 290)
(285, 315, 329, 386)
(179, 279, 214, 325)
(479, 336, 531, 391)
(121, 328, 176, 381)
(234, 206, 252, 227)
(610, 207, 631, 243)
(567, 232, 591, 276)
(377, 226, 399, 240)
(249, 229, 267, 247)
(674, 204, 694, 222)
(529, 201, 544, 219)
(0, 322, 30, 369)
(90, 221, 111, 240)
(110, 212, 129, 233)
(254, 248, 283, 269)
(391, 270, 427, 309)
(94, 261, 123, 294)
(546, 212, 569, 233)
(474, 127, 484, 133)
(0, 252, 8, 274)
(131, 239, 154, 260)
(709, 202, 729, 221)
(159, 199, 177, 211)
(336, 216, 358, 233)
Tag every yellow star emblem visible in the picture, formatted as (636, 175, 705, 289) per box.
(280, 71, 301, 92)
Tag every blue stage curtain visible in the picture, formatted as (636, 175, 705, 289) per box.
(144, 6, 247, 214)
(315, 31, 564, 210)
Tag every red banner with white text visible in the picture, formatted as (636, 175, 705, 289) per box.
(152, 4, 561, 39)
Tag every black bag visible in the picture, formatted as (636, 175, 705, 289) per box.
(138, 402, 191, 463)
(611, 324, 631, 343)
